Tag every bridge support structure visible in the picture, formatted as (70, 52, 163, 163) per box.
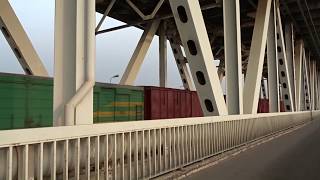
(53, 0, 96, 126)
(1, 0, 320, 179)
(0, 0, 48, 76)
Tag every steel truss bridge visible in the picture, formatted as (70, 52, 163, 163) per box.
(0, 0, 320, 179)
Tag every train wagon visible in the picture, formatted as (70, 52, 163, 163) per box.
(0, 73, 144, 130)
(144, 86, 203, 119)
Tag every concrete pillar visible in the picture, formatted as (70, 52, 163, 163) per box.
(54, 0, 96, 125)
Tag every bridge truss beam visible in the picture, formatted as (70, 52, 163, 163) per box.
(243, 0, 272, 114)
(169, 0, 228, 116)
(168, 38, 195, 91)
(223, 0, 243, 115)
(0, 0, 48, 76)
(120, 21, 160, 85)
(267, 0, 280, 112)
(275, 5, 294, 112)
(53, 0, 96, 126)
(159, 21, 168, 87)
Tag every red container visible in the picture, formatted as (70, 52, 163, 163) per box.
(144, 87, 203, 120)
(257, 99, 286, 113)
(257, 99, 269, 113)
(280, 101, 285, 112)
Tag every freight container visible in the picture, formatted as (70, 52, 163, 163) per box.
(257, 99, 286, 113)
(0, 73, 144, 130)
(257, 99, 269, 113)
(93, 83, 144, 122)
(280, 101, 285, 112)
(0, 73, 53, 130)
(144, 86, 203, 120)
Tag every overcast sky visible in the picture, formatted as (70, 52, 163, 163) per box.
(0, 0, 185, 88)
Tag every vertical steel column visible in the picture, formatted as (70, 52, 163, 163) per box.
(0, 0, 48, 76)
(307, 53, 312, 110)
(285, 23, 295, 110)
(275, 7, 294, 112)
(294, 41, 303, 111)
(315, 66, 318, 110)
(315, 68, 320, 110)
(169, 40, 195, 90)
(318, 69, 320, 110)
(243, 0, 272, 114)
(303, 51, 311, 110)
(169, 0, 228, 116)
(120, 20, 160, 85)
(54, 0, 95, 125)
(300, 49, 306, 110)
(267, 0, 280, 112)
(159, 21, 167, 87)
(310, 61, 315, 110)
(223, 0, 243, 114)
(316, 63, 319, 110)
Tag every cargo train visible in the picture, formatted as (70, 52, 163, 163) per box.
(0, 73, 284, 130)
(0, 73, 203, 130)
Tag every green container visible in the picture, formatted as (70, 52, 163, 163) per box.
(93, 83, 144, 123)
(0, 73, 144, 130)
(0, 73, 53, 130)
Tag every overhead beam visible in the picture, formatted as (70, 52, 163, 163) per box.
(120, 20, 160, 85)
(95, 0, 116, 32)
(0, 0, 48, 76)
(223, 0, 243, 115)
(243, 0, 272, 114)
(54, 0, 96, 126)
(169, 0, 228, 116)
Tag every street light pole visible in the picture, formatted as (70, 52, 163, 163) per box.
(109, 74, 119, 83)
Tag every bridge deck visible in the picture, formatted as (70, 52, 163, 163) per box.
(184, 119, 320, 180)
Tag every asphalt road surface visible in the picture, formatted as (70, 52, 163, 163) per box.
(184, 119, 320, 180)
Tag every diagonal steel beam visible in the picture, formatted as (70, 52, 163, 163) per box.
(169, 0, 227, 116)
(275, 6, 294, 112)
(267, 0, 280, 112)
(169, 39, 195, 91)
(285, 23, 296, 110)
(0, 0, 48, 76)
(120, 20, 160, 85)
(243, 0, 272, 114)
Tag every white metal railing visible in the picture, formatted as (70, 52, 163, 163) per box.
(0, 111, 318, 180)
